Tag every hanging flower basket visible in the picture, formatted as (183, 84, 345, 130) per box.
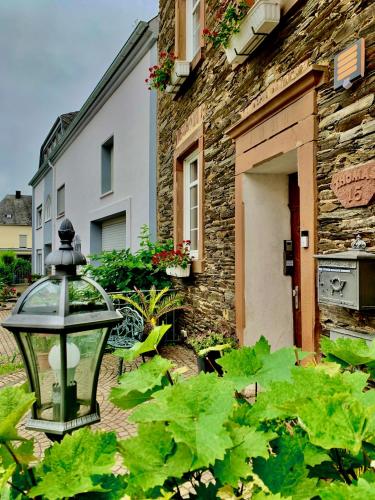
(225, 0, 280, 66)
(166, 60, 191, 94)
(165, 264, 191, 278)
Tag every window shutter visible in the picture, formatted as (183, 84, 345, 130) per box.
(102, 216, 126, 251)
(175, 0, 187, 59)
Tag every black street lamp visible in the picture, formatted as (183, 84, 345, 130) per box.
(2, 219, 122, 439)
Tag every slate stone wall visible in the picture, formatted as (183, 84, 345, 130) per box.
(157, 0, 375, 339)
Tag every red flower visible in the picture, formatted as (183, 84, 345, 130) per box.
(145, 78, 149, 83)
(148, 67, 153, 71)
(203, 28, 210, 35)
(160, 51, 167, 57)
(153, 65, 158, 69)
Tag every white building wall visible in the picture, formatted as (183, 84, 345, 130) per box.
(52, 49, 154, 256)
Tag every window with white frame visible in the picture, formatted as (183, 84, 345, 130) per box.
(19, 234, 27, 248)
(57, 185, 65, 217)
(36, 250, 43, 275)
(183, 150, 199, 259)
(186, 0, 201, 61)
(44, 195, 51, 221)
(36, 205, 42, 228)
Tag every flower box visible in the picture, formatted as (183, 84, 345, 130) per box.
(166, 60, 190, 94)
(225, 0, 280, 67)
(165, 264, 191, 278)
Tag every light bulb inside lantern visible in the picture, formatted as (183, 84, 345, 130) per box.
(48, 342, 80, 384)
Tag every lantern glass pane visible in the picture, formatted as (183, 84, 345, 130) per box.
(68, 279, 107, 314)
(67, 329, 107, 417)
(19, 280, 61, 315)
(19, 332, 62, 421)
(19, 329, 107, 423)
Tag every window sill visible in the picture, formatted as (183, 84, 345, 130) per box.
(100, 190, 114, 199)
(167, 50, 205, 98)
(56, 213, 65, 220)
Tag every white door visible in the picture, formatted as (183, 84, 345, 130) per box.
(102, 216, 126, 251)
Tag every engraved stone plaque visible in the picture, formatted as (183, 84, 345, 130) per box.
(330, 162, 375, 208)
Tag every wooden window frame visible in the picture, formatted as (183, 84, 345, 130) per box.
(174, 126, 205, 273)
(175, 0, 205, 70)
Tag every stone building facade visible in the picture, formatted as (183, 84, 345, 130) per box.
(157, 0, 375, 350)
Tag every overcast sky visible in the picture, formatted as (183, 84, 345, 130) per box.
(0, 0, 158, 198)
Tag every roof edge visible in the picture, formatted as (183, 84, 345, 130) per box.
(30, 18, 158, 187)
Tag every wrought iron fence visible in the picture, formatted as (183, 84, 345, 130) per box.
(12, 269, 30, 285)
(108, 289, 181, 344)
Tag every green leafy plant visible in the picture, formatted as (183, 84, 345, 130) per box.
(1, 336, 375, 499)
(0, 354, 23, 376)
(113, 286, 190, 335)
(83, 226, 174, 292)
(0, 251, 16, 267)
(321, 335, 375, 380)
(145, 51, 177, 91)
(203, 0, 250, 49)
(187, 331, 237, 357)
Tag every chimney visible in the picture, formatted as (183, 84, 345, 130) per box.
(15, 190, 21, 199)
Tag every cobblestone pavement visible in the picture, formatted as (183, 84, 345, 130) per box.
(0, 307, 198, 468)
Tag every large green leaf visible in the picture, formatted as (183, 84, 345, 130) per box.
(75, 475, 127, 500)
(131, 372, 235, 468)
(0, 386, 35, 442)
(115, 324, 171, 362)
(253, 433, 318, 499)
(318, 476, 375, 499)
(110, 355, 173, 410)
(218, 339, 298, 390)
(214, 424, 275, 487)
(30, 428, 117, 499)
(321, 336, 375, 368)
(250, 367, 371, 454)
(0, 461, 15, 490)
(120, 422, 192, 495)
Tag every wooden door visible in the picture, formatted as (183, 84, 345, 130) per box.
(289, 173, 302, 347)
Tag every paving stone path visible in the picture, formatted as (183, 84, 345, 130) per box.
(0, 307, 198, 469)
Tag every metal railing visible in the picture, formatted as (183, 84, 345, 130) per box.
(108, 289, 181, 344)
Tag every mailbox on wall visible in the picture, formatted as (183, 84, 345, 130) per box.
(315, 235, 375, 311)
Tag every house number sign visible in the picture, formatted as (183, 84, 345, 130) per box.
(331, 162, 375, 208)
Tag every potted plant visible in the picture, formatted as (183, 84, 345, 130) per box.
(145, 51, 177, 92)
(203, 1, 250, 49)
(152, 241, 192, 278)
(187, 332, 237, 375)
(203, 0, 280, 66)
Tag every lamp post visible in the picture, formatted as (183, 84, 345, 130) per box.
(2, 219, 122, 440)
